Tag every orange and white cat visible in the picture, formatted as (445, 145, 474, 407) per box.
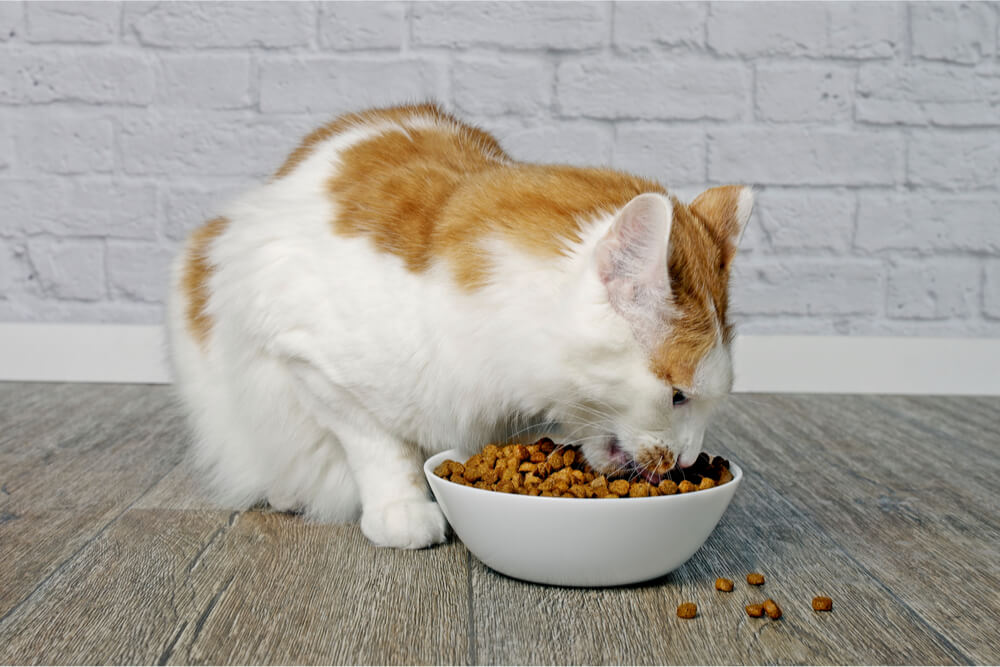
(167, 103, 753, 549)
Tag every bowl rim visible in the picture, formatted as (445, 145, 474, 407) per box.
(424, 448, 743, 503)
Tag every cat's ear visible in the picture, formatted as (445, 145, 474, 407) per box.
(690, 185, 754, 253)
(595, 193, 672, 308)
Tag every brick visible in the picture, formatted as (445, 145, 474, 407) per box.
(107, 241, 174, 304)
(26, 2, 119, 43)
(0, 1, 23, 41)
(18, 113, 114, 174)
(557, 59, 748, 120)
(985, 261, 1000, 318)
(319, 2, 405, 50)
(0, 179, 158, 239)
(126, 1, 315, 48)
(707, 2, 827, 57)
(27, 238, 105, 301)
(911, 2, 996, 64)
(120, 113, 313, 177)
(887, 259, 979, 319)
(908, 132, 1000, 190)
(735, 211, 766, 254)
(162, 182, 246, 242)
(259, 58, 444, 114)
(498, 121, 613, 167)
(755, 65, 852, 122)
(709, 129, 902, 186)
(452, 57, 553, 116)
(158, 54, 252, 110)
(412, 1, 607, 50)
(730, 258, 883, 316)
(734, 316, 841, 336)
(857, 64, 1000, 126)
(612, 2, 705, 51)
(0, 50, 154, 105)
(756, 190, 855, 251)
(613, 125, 705, 186)
(856, 194, 1000, 254)
(827, 2, 902, 58)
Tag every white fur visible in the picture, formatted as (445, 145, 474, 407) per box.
(167, 114, 736, 549)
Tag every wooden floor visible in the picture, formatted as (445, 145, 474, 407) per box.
(0, 383, 997, 665)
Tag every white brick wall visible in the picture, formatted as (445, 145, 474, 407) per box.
(0, 0, 998, 336)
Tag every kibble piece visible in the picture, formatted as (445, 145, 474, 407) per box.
(629, 481, 650, 497)
(747, 572, 765, 586)
(745, 604, 764, 618)
(763, 598, 782, 619)
(518, 462, 537, 473)
(530, 451, 546, 463)
(563, 449, 576, 467)
(547, 451, 565, 470)
(678, 480, 697, 493)
(658, 479, 678, 495)
(608, 479, 630, 496)
(676, 602, 697, 619)
(715, 577, 734, 592)
(590, 475, 608, 489)
(812, 596, 833, 612)
(698, 477, 715, 491)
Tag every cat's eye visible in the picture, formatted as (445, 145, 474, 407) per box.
(672, 389, 688, 406)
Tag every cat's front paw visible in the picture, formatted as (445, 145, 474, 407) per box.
(360, 499, 448, 549)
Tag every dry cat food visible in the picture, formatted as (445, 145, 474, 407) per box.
(433, 439, 733, 498)
(812, 596, 833, 611)
(715, 577, 734, 592)
(763, 598, 782, 620)
(745, 603, 765, 618)
(746, 572, 765, 586)
(676, 602, 697, 619)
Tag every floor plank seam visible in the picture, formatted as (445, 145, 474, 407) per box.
(156, 620, 188, 666)
(465, 549, 477, 666)
(0, 461, 180, 627)
(185, 511, 239, 575)
(187, 574, 236, 652)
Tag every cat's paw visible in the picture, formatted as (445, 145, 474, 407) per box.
(360, 498, 448, 549)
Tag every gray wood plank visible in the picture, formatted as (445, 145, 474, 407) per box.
(0, 383, 184, 618)
(0, 509, 233, 665)
(712, 394, 1000, 664)
(469, 472, 968, 665)
(166, 512, 470, 665)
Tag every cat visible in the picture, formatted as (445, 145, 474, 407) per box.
(167, 103, 753, 549)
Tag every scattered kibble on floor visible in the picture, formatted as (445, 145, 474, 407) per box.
(812, 596, 833, 611)
(677, 602, 697, 619)
(715, 577, 734, 592)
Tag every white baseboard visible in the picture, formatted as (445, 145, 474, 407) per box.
(0, 324, 998, 395)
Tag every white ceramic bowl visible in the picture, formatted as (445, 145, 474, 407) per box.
(424, 449, 742, 587)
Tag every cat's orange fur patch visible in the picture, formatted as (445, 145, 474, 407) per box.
(182, 216, 229, 346)
(651, 188, 744, 387)
(636, 446, 676, 474)
(322, 104, 665, 288)
(273, 102, 506, 181)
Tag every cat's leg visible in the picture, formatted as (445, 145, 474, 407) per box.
(286, 358, 447, 549)
(267, 431, 362, 523)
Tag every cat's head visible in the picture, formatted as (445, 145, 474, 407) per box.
(554, 185, 753, 483)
